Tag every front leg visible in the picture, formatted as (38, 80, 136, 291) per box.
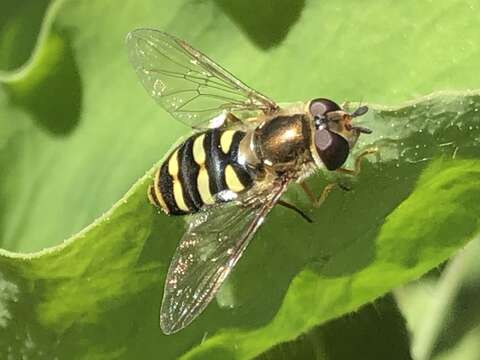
(299, 148, 377, 207)
(336, 148, 378, 176)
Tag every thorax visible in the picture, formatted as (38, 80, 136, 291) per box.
(240, 114, 314, 174)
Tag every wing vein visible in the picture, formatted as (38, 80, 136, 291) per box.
(127, 29, 277, 129)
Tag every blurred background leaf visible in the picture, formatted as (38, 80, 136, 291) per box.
(1, 0, 480, 359)
(397, 237, 480, 360)
(258, 294, 412, 360)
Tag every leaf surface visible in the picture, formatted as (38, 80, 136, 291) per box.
(1, 0, 480, 359)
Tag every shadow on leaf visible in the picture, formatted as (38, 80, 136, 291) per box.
(6, 29, 82, 136)
(213, 0, 305, 49)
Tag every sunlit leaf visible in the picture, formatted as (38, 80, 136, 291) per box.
(1, 0, 480, 359)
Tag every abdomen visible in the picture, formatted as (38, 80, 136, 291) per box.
(148, 128, 255, 215)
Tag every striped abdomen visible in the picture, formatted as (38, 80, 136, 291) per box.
(148, 129, 255, 215)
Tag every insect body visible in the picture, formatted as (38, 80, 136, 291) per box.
(127, 29, 374, 334)
(148, 128, 254, 215)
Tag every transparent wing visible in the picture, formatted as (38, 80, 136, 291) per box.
(126, 29, 278, 129)
(160, 180, 289, 334)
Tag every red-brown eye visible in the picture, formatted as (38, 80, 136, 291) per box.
(314, 128, 350, 170)
(309, 98, 341, 121)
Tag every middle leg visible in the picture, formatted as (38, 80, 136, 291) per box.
(299, 181, 338, 208)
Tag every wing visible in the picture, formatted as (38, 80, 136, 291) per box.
(126, 29, 278, 129)
(160, 180, 289, 334)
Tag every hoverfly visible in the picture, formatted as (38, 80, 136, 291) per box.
(126, 29, 374, 335)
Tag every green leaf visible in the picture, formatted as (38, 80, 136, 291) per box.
(2, 0, 480, 252)
(397, 237, 480, 360)
(258, 294, 412, 360)
(2, 91, 480, 358)
(1, 0, 480, 359)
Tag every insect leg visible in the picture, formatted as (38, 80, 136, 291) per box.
(336, 148, 378, 176)
(299, 182, 337, 208)
(223, 113, 243, 127)
(277, 199, 313, 223)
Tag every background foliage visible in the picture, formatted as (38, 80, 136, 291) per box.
(1, 0, 480, 359)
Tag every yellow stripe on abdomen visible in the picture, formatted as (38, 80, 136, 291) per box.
(192, 133, 216, 205)
(225, 164, 245, 193)
(172, 181, 189, 212)
(149, 168, 169, 213)
(167, 149, 189, 212)
(220, 130, 236, 154)
(197, 167, 215, 205)
(168, 150, 180, 176)
(193, 134, 206, 165)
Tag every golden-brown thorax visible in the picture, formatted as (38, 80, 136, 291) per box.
(253, 114, 313, 171)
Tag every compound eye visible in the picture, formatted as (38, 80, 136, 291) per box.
(309, 98, 341, 119)
(314, 128, 350, 170)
